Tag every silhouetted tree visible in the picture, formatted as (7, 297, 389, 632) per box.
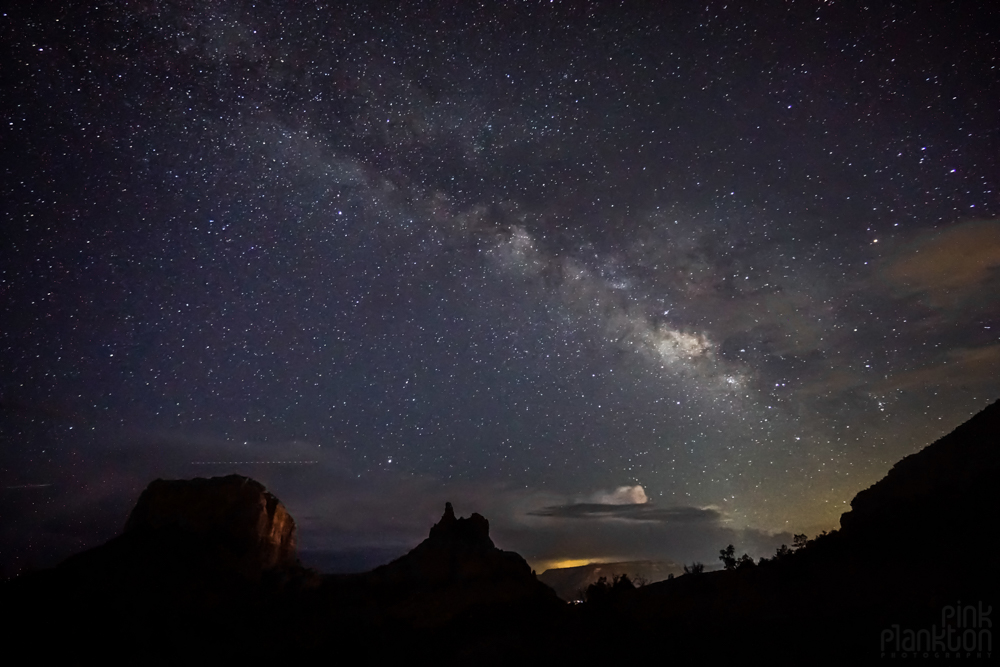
(720, 544, 737, 570)
(792, 533, 809, 550)
(584, 573, 636, 605)
(721, 544, 755, 570)
(584, 576, 612, 604)
(683, 562, 704, 575)
(612, 573, 635, 591)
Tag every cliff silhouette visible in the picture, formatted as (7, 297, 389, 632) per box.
(2, 399, 998, 663)
(568, 399, 1000, 661)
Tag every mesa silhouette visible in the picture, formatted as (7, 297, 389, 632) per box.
(3, 399, 998, 663)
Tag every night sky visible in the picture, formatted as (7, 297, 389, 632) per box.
(3, 1, 999, 575)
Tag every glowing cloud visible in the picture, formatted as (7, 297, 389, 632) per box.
(592, 485, 649, 505)
(884, 219, 1000, 307)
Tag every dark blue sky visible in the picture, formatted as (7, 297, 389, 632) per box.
(2, 1, 998, 575)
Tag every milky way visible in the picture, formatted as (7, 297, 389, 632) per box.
(2, 2, 998, 574)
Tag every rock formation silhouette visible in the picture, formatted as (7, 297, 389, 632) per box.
(841, 398, 1000, 537)
(123, 474, 297, 577)
(371, 501, 533, 585)
(338, 502, 561, 630)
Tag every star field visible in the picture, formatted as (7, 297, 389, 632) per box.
(2, 1, 998, 573)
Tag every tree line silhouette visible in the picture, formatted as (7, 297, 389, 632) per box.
(581, 529, 834, 607)
(682, 530, 828, 575)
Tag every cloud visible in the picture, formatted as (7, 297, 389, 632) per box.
(528, 502, 721, 524)
(591, 485, 649, 505)
(525, 486, 721, 525)
(883, 219, 1000, 307)
(872, 344, 1000, 393)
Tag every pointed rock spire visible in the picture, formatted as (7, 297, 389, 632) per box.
(427, 502, 493, 549)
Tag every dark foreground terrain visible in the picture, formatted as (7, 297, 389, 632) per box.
(4, 400, 999, 664)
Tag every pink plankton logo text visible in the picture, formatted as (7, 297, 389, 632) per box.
(881, 601, 991, 659)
